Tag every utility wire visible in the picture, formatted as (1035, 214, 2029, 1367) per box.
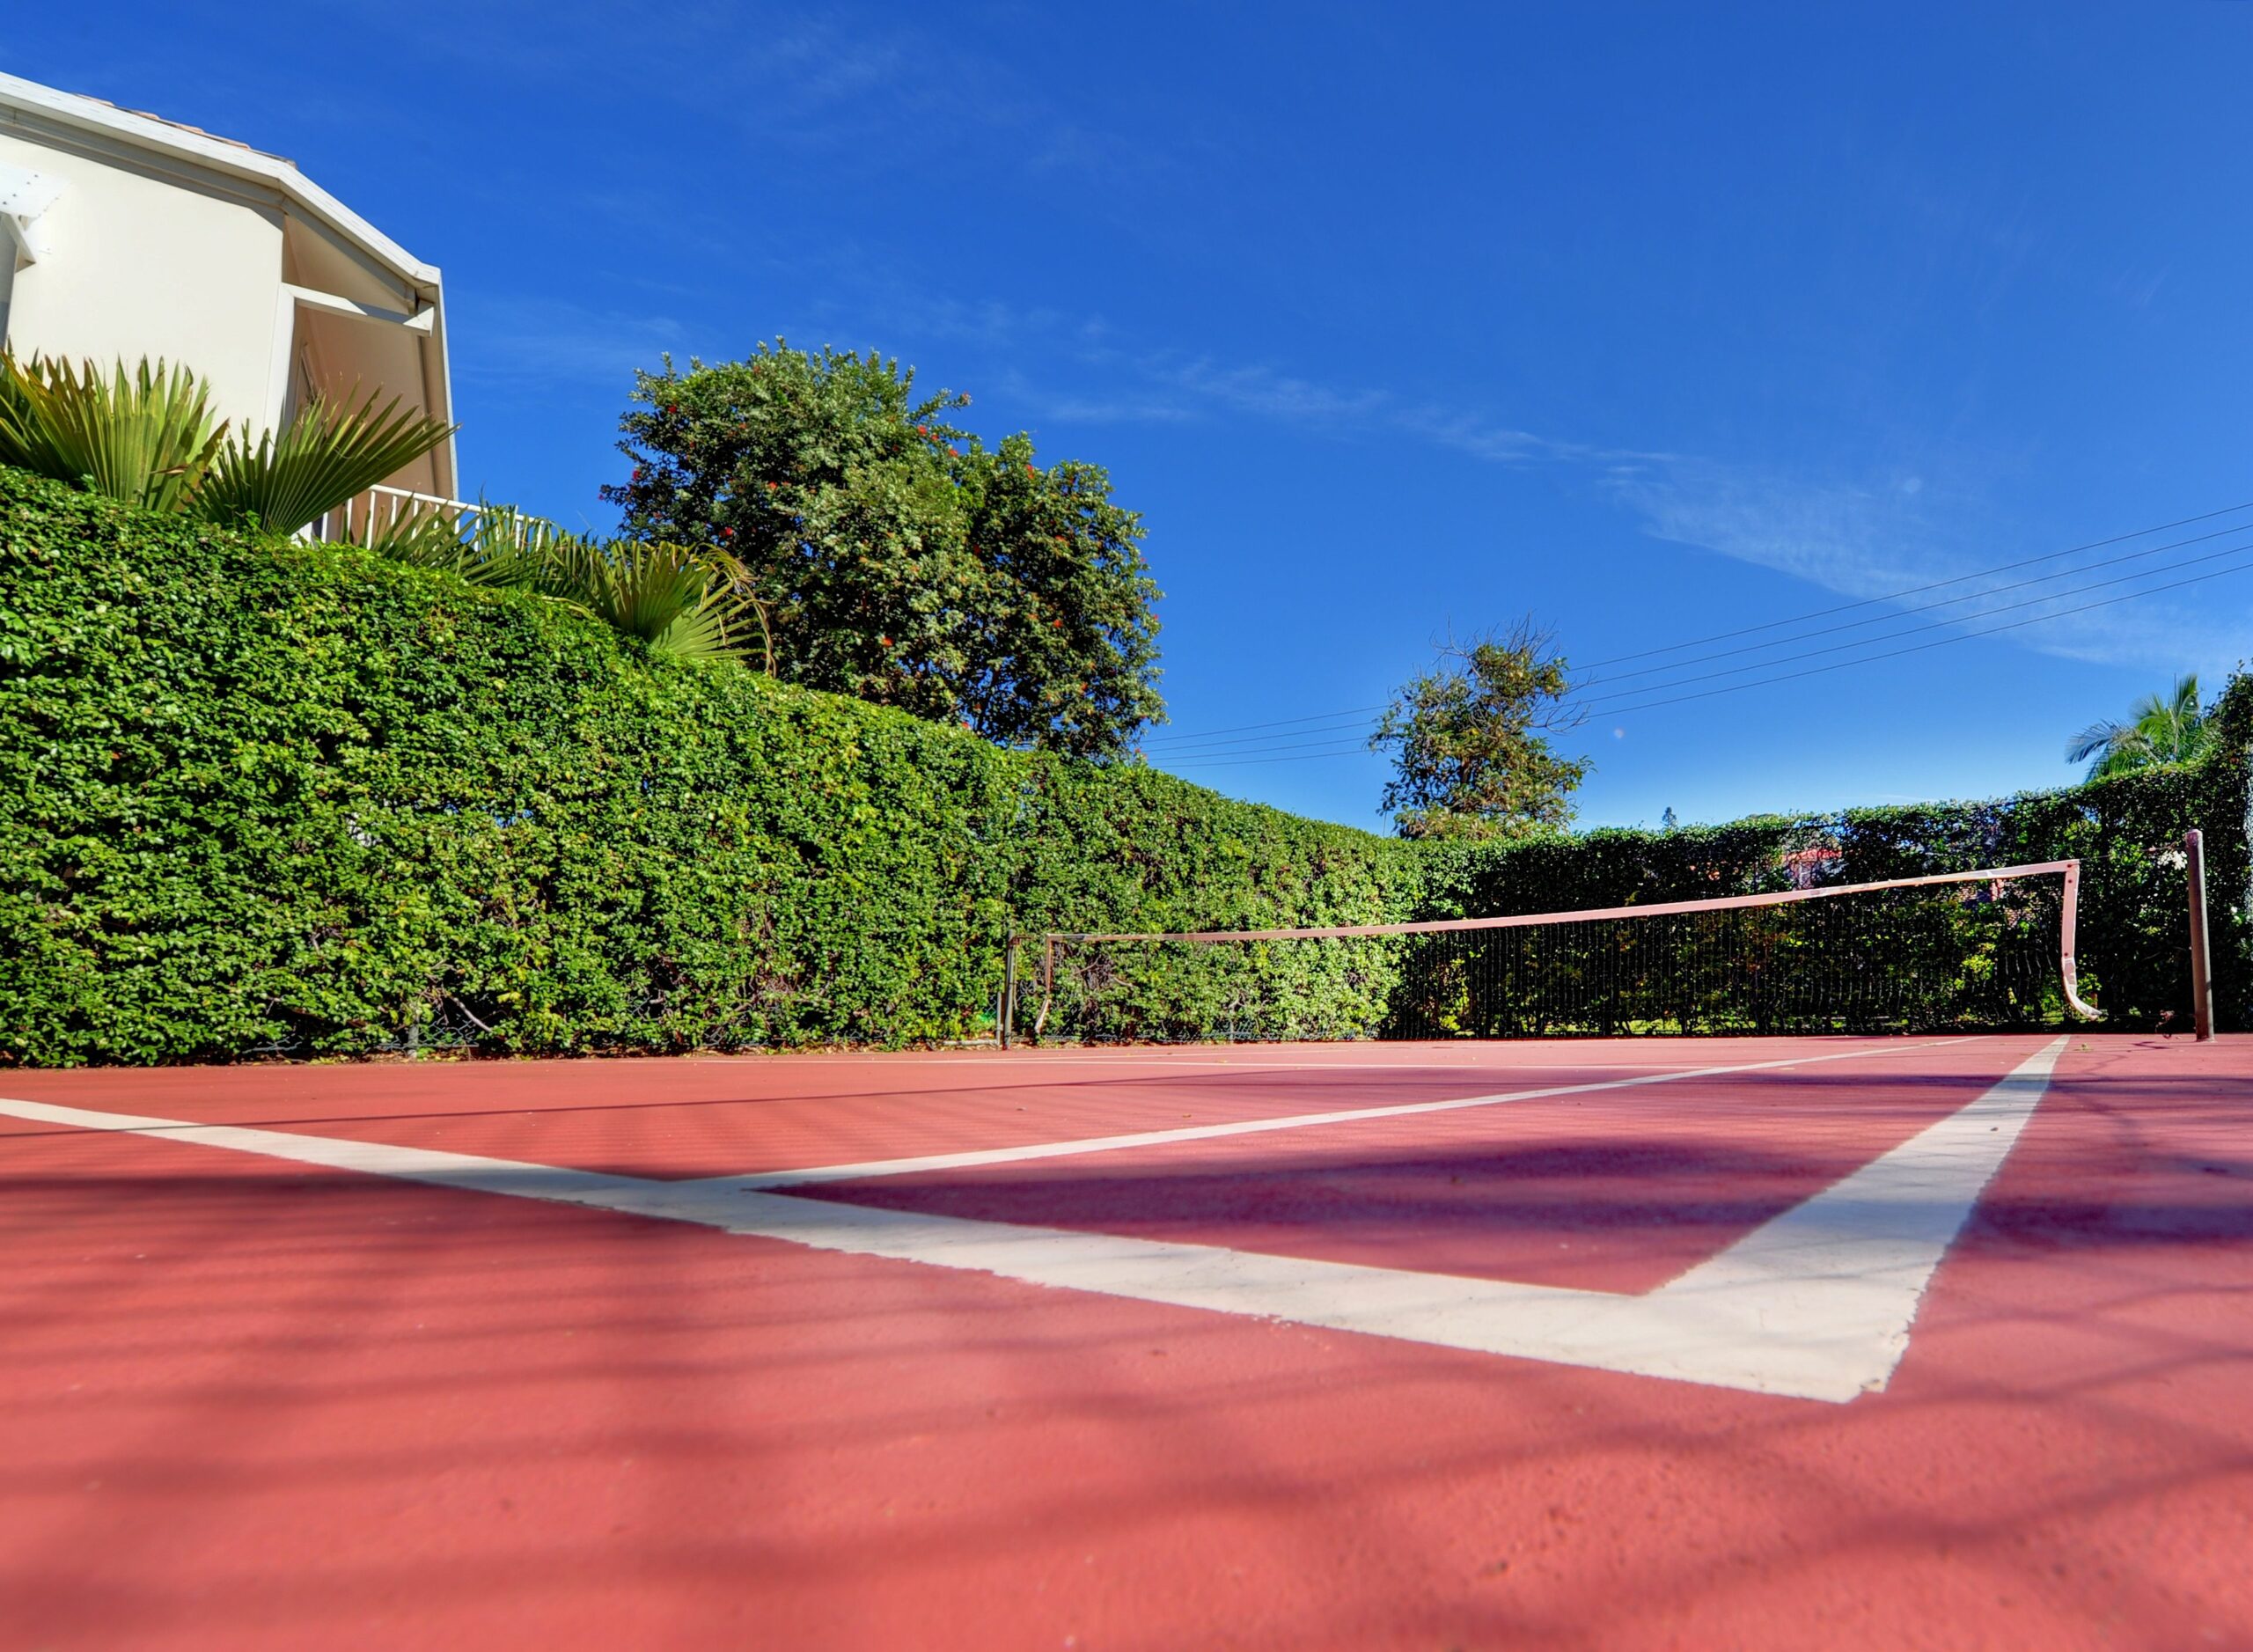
(1140, 712, 1386, 757)
(1575, 496, 2253, 668)
(1166, 738, 1381, 770)
(1574, 536, 2253, 709)
(1574, 521, 2252, 689)
(1161, 729, 1385, 764)
(1155, 550, 2253, 767)
(1570, 554, 2253, 716)
(1138, 496, 2253, 749)
(1140, 704, 1387, 747)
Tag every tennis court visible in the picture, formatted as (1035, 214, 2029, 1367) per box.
(4, 1030, 2249, 1648)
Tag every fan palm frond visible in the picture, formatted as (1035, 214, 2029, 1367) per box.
(358, 499, 772, 668)
(193, 387, 455, 537)
(0, 351, 223, 511)
(539, 539, 769, 664)
(366, 500, 556, 590)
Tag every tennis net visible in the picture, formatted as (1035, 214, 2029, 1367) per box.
(1012, 860, 2099, 1044)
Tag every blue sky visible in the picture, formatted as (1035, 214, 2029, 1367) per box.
(14, 4, 2253, 832)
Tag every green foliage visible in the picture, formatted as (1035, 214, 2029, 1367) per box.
(601, 342, 1163, 758)
(379, 504, 771, 664)
(2066, 672, 2215, 781)
(191, 388, 454, 536)
(3, 461, 2245, 1064)
(0, 352, 452, 538)
(0, 353, 223, 512)
(1417, 710, 2253, 1033)
(1372, 624, 1589, 841)
(0, 465, 1400, 1063)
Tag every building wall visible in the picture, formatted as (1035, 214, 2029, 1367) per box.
(0, 125, 287, 433)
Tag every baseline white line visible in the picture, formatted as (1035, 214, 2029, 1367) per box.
(0, 1037, 2063, 1403)
(699, 1036, 1987, 1190)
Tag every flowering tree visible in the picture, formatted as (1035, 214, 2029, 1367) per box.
(602, 342, 1163, 759)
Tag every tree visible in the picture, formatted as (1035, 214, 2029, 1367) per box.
(2066, 674, 2214, 782)
(1369, 624, 1588, 841)
(599, 342, 1163, 758)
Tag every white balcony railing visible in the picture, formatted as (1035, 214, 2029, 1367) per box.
(305, 483, 476, 547)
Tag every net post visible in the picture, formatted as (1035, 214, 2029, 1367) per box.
(1033, 936, 1057, 1041)
(2059, 859, 2102, 1022)
(1000, 934, 1017, 1050)
(2187, 829, 2214, 1042)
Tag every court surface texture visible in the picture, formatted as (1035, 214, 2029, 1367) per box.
(4, 1032, 2249, 1650)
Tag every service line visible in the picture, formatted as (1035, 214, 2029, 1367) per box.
(0, 1036, 2061, 1404)
(698, 1036, 1988, 1191)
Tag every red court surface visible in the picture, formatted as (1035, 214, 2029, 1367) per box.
(3, 1033, 2249, 1649)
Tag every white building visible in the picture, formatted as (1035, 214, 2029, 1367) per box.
(0, 70, 458, 504)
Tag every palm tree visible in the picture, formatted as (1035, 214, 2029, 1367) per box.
(0, 349, 451, 539)
(2066, 674, 2213, 781)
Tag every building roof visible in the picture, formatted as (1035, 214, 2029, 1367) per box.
(0, 70, 441, 292)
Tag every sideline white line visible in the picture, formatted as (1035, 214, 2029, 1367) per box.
(701, 1036, 1985, 1190)
(0, 1037, 2063, 1403)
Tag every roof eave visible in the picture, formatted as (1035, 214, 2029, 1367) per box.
(0, 70, 442, 292)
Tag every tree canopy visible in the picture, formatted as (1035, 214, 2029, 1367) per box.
(1369, 626, 1588, 841)
(2066, 674, 2215, 782)
(600, 343, 1163, 758)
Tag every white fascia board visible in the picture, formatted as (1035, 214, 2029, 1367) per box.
(0, 71, 440, 290)
(284, 283, 437, 333)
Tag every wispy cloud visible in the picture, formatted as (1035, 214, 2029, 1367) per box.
(1012, 344, 1680, 471)
(457, 257, 2253, 676)
(1609, 459, 2253, 672)
(451, 297, 694, 394)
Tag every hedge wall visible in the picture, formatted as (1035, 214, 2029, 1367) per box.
(4, 462, 2246, 1063)
(0, 466, 1418, 1063)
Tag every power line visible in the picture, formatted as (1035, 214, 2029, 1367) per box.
(1149, 549, 2253, 769)
(1136, 496, 2253, 750)
(1575, 496, 2253, 669)
(1574, 535, 2253, 709)
(1574, 520, 2253, 690)
(1140, 711, 1384, 757)
(1161, 729, 1383, 765)
(1165, 738, 1380, 770)
(1140, 704, 1387, 748)
(1585, 554, 2253, 717)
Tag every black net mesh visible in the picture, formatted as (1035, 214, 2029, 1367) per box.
(1026, 873, 2083, 1044)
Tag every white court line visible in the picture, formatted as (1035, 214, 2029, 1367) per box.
(0, 1037, 2064, 1403)
(699, 1036, 1985, 1190)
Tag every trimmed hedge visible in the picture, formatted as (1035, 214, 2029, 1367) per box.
(3, 462, 2246, 1062)
(0, 466, 1419, 1063)
(1424, 733, 2252, 1034)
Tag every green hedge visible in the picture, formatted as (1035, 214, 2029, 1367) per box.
(3, 462, 2245, 1062)
(0, 466, 1418, 1063)
(1420, 675, 2253, 1033)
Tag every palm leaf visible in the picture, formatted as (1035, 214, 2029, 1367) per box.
(345, 483, 770, 668)
(2071, 673, 2215, 782)
(193, 386, 455, 537)
(2065, 718, 2125, 770)
(539, 539, 768, 664)
(0, 351, 222, 511)
(368, 500, 554, 590)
